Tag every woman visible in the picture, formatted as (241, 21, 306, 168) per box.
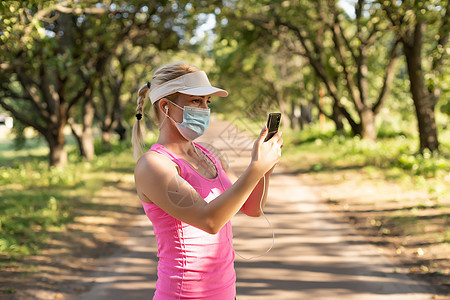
(133, 61, 283, 299)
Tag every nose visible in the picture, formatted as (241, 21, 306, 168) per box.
(201, 99, 210, 109)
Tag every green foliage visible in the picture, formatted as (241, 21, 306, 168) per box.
(440, 98, 450, 116)
(10, 119, 27, 150)
(0, 191, 72, 257)
(0, 137, 137, 259)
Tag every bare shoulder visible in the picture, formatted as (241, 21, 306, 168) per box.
(134, 151, 180, 204)
(134, 151, 178, 179)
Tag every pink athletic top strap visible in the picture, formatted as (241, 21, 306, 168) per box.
(141, 143, 236, 299)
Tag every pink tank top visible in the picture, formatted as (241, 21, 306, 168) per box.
(141, 143, 236, 299)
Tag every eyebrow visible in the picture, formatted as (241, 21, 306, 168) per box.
(189, 95, 211, 100)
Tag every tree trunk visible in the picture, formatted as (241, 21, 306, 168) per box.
(289, 101, 300, 130)
(49, 142, 67, 167)
(81, 98, 95, 161)
(46, 130, 67, 167)
(114, 120, 127, 141)
(70, 125, 86, 157)
(403, 22, 439, 152)
(360, 108, 376, 141)
(299, 104, 313, 130)
(102, 130, 112, 151)
(331, 101, 344, 132)
(279, 102, 291, 128)
(413, 95, 438, 152)
(70, 96, 95, 162)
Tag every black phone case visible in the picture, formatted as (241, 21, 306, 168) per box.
(265, 113, 281, 142)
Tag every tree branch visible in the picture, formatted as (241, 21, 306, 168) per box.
(0, 98, 47, 135)
(311, 88, 333, 120)
(54, 3, 109, 15)
(379, 1, 408, 44)
(337, 20, 358, 62)
(372, 38, 401, 114)
(336, 101, 360, 132)
(39, 57, 59, 118)
(68, 75, 88, 112)
(330, 10, 363, 110)
(15, 69, 51, 122)
(365, 22, 379, 47)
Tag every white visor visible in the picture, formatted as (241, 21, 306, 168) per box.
(149, 71, 228, 104)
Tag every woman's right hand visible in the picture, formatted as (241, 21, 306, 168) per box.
(250, 126, 283, 176)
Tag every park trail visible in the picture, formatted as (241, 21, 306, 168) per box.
(74, 116, 437, 300)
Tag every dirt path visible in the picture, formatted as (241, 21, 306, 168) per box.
(72, 117, 439, 299)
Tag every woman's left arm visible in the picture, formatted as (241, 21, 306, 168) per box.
(224, 165, 275, 217)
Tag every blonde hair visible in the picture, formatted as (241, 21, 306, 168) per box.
(132, 61, 199, 160)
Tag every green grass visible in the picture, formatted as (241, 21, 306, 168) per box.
(281, 122, 450, 199)
(0, 135, 143, 259)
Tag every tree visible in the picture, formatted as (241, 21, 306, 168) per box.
(68, 2, 188, 160)
(0, 0, 193, 166)
(212, 27, 307, 128)
(211, 5, 318, 130)
(217, 0, 401, 140)
(0, 2, 97, 166)
(273, 0, 401, 139)
(94, 42, 158, 150)
(380, 0, 449, 152)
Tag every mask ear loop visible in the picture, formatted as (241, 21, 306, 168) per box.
(158, 104, 169, 129)
(160, 100, 185, 130)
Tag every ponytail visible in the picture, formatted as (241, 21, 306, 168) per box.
(132, 82, 150, 160)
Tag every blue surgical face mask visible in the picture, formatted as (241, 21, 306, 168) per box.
(165, 100, 210, 140)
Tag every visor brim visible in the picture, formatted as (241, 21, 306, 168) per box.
(179, 86, 228, 97)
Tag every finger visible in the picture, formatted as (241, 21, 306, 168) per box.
(269, 131, 282, 144)
(257, 125, 268, 145)
(277, 137, 284, 147)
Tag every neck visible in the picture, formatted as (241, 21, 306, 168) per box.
(157, 127, 196, 157)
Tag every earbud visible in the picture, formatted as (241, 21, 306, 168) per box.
(165, 105, 168, 111)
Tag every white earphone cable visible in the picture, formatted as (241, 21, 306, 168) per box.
(224, 175, 274, 260)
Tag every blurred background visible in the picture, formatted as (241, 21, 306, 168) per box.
(0, 0, 449, 297)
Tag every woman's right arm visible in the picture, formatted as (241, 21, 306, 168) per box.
(134, 126, 282, 234)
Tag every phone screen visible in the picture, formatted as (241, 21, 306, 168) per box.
(264, 113, 281, 142)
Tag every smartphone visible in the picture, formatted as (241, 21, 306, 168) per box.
(264, 113, 281, 142)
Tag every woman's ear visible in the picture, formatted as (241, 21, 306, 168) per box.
(159, 98, 169, 113)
